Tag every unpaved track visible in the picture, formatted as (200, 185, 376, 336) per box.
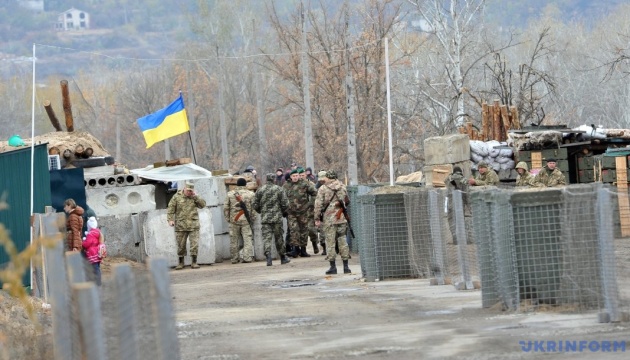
(170, 255, 630, 359)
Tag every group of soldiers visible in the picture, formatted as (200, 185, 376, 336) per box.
(450, 158, 566, 190)
(223, 166, 352, 275)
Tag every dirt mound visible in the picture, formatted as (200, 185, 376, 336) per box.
(0, 131, 111, 157)
(0, 291, 52, 359)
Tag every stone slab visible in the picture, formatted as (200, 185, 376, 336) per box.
(424, 134, 471, 166)
(143, 208, 215, 266)
(209, 206, 228, 235)
(87, 184, 156, 216)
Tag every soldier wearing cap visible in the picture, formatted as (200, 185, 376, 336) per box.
(224, 178, 256, 264)
(167, 181, 207, 270)
(469, 161, 499, 186)
(314, 169, 352, 275)
(535, 158, 566, 187)
(253, 173, 292, 266)
(283, 167, 318, 257)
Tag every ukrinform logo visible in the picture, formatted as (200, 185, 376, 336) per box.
(519, 340, 626, 353)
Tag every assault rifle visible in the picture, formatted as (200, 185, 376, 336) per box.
(234, 192, 254, 250)
(336, 198, 355, 239)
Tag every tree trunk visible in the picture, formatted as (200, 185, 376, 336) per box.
(60, 80, 74, 132)
(43, 100, 62, 131)
(345, 5, 358, 186)
(301, 2, 315, 171)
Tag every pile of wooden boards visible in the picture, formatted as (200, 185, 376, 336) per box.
(459, 99, 521, 142)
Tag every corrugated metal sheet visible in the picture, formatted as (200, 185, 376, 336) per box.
(0, 144, 52, 288)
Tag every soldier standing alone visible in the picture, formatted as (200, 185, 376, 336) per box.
(167, 181, 206, 270)
(253, 173, 292, 266)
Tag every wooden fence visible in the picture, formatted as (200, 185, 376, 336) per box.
(35, 213, 180, 360)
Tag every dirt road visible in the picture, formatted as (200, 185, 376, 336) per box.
(170, 255, 630, 359)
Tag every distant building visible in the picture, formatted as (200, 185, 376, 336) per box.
(18, 0, 44, 12)
(56, 8, 90, 31)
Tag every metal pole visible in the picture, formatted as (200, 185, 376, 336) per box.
(384, 37, 394, 186)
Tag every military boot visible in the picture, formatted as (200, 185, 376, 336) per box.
(325, 261, 337, 275)
(287, 246, 299, 258)
(281, 255, 291, 264)
(299, 246, 311, 257)
(175, 257, 184, 270)
(266, 253, 273, 266)
(191, 255, 200, 269)
(312, 240, 319, 254)
(343, 259, 351, 274)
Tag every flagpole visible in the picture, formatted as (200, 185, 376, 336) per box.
(30, 43, 36, 291)
(188, 131, 197, 164)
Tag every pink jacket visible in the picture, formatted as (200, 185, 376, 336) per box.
(82, 228, 101, 264)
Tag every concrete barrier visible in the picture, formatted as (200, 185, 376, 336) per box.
(143, 208, 215, 266)
(87, 184, 157, 217)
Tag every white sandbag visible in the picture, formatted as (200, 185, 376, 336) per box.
(500, 160, 515, 170)
(471, 153, 483, 163)
(487, 140, 501, 158)
(499, 147, 513, 157)
(470, 140, 489, 156)
(491, 161, 501, 172)
(495, 156, 510, 164)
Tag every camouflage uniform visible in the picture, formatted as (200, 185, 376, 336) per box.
(306, 179, 320, 254)
(224, 186, 256, 263)
(167, 190, 206, 257)
(314, 179, 350, 262)
(473, 168, 500, 186)
(535, 166, 566, 187)
(515, 161, 540, 187)
(253, 178, 289, 257)
(283, 179, 318, 250)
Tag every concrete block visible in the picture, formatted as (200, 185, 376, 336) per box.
(191, 177, 226, 207)
(209, 206, 228, 234)
(214, 234, 230, 262)
(83, 165, 115, 178)
(424, 134, 471, 166)
(87, 184, 156, 217)
(143, 208, 215, 266)
(98, 213, 148, 262)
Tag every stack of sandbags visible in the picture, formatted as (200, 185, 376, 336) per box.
(470, 140, 514, 171)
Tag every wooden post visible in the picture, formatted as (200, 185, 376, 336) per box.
(45, 238, 74, 360)
(74, 144, 84, 159)
(73, 283, 107, 360)
(466, 121, 473, 138)
(616, 157, 630, 236)
(43, 100, 63, 131)
(83, 147, 93, 158)
(60, 80, 74, 132)
(63, 149, 73, 160)
(492, 100, 501, 141)
(500, 105, 511, 140)
(510, 105, 521, 130)
(111, 264, 140, 360)
(481, 102, 489, 141)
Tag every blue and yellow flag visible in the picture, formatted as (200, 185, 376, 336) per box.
(137, 95, 190, 148)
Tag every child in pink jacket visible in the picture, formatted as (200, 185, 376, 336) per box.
(83, 217, 102, 286)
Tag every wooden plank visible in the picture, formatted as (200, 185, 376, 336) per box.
(500, 105, 511, 140)
(148, 258, 181, 360)
(479, 102, 490, 141)
(492, 100, 502, 142)
(616, 157, 630, 236)
(73, 282, 107, 360)
(510, 105, 521, 130)
(112, 264, 140, 360)
(531, 151, 542, 169)
(166, 158, 192, 167)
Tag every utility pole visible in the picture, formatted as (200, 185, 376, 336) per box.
(300, 1, 314, 170)
(253, 19, 269, 172)
(344, 4, 358, 185)
(217, 45, 229, 170)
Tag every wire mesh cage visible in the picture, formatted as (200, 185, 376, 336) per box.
(472, 183, 629, 319)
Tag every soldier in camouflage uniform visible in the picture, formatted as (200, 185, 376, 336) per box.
(167, 181, 207, 270)
(253, 173, 291, 266)
(535, 158, 567, 187)
(283, 167, 318, 257)
(469, 161, 500, 186)
(224, 178, 256, 264)
(515, 161, 541, 187)
(315, 170, 328, 255)
(301, 170, 319, 254)
(315, 170, 351, 275)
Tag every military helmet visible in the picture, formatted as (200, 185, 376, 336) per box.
(326, 170, 338, 179)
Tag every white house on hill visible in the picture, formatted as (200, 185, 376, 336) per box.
(56, 8, 90, 31)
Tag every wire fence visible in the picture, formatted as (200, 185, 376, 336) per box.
(31, 212, 181, 360)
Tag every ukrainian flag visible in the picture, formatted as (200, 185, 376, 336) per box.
(137, 95, 190, 148)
